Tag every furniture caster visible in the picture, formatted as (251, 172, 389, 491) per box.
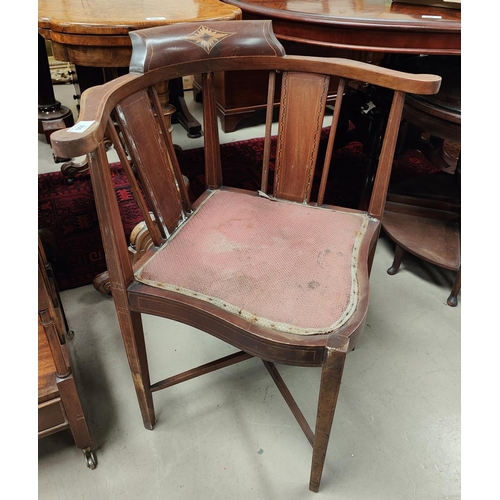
(84, 449, 97, 469)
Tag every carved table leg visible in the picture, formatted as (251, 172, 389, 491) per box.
(60, 67, 116, 182)
(62, 78, 176, 184)
(387, 244, 406, 276)
(169, 77, 202, 138)
(60, 157, 90, 182)
(447, 267, 461, 307)
(92, 220, 155, 295)
(38, 35, 74, 149)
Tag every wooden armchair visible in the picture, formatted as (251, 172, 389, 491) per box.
(50, 20, 440, 492)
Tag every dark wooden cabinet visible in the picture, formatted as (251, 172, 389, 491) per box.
(38, 235, 97, 469)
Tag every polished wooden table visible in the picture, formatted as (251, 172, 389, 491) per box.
(222, 0, 460, 54)
(203, 0, 460, 132)
(38, 0, 241, 68)
(38, 0, 242, 141)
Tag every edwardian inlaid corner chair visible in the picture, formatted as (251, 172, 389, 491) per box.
(50, 21, 440, 492)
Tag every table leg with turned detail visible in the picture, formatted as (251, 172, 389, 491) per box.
(38, 34, 74, 150)
(38, 0, 242, 177)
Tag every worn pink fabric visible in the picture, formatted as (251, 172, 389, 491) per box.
(136, 189, 369, 335)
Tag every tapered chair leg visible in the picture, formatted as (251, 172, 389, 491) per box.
(309, 338, 349, 492)
(117, 310, 156, 430)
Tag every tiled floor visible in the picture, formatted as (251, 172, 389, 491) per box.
(38, 83, 461, 499)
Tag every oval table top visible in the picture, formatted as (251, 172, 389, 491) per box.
(38, 0, 242, 66)
(39, 0, 242, 35)
(222, 0, 460, 54)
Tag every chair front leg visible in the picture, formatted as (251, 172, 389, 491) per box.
(117, 309, 156, 430)
(309, 337, 349, 492)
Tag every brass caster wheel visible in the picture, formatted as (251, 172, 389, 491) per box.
(84, 450, 97, 470)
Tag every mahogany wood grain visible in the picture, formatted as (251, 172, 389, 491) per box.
(273, 71, 329, 203)
(38, 322, 58, 405)
(383, 209, 460, 270)
(38, 0, 242, 67)
(310, 335, 349, 492)
(38, 0, 242, 147)
(222, 0, 460, 54)
(151, 351, 253, 392)
(211, 0, 459, 131)
(382, 205, 461, 307)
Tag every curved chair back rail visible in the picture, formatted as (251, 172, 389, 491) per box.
(50, 20, 440, 493)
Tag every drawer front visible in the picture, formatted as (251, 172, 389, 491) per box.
(38, 397, 67, 435)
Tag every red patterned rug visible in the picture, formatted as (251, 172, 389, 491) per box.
(38, 134, 440, 291)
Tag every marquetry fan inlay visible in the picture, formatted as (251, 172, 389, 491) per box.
(186, 26, 235, 53)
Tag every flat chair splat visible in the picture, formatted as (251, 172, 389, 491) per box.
(105, 117, 165, 247)
(273, 71, 330, 203)
(114, 89, 187, 235)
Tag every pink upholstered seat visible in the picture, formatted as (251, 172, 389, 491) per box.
(136, 189, 370, 336)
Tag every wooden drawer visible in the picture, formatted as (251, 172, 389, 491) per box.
(38, 397, 68, 437)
